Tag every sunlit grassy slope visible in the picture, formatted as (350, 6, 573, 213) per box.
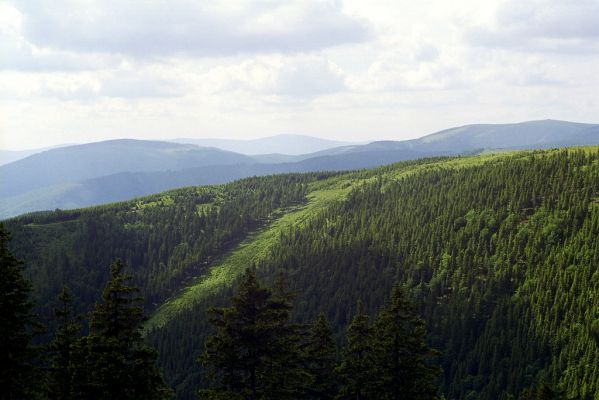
(145, 149, 551, 333)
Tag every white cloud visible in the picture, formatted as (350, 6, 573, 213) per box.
(199, 56, 346, 98)
(36, 69, 185, 100)
(11, 0, 370, 59)
(466, 0, 599, 53)
(1, 0, 598, 150)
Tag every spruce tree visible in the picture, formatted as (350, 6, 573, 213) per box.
(200, 268, 304, 400)
(371, 284, 441, 400)
(47, 286, 81, 400)
(303, 311, 337, 399)
(0, 223, 41, 399)
(335, 300, 377, 400)
(72, 259, 172, 399)
(262, 273, 307, 399)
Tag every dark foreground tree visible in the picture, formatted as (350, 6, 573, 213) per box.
(517, 382, 570, 400)
(303, 312, 337, 399)
(371, 284, 441, 400)
(47, 286, 81, 400)
(199, 268, 303, 400)
(0, 223, 41, 399)
(335, 301, 377, 400)
(72, 260, 172, 399)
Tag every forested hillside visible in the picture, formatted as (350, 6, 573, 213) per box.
(3, 120, 598, 219)
(4, 173, 332, 323)
(4, 147, 599, 399)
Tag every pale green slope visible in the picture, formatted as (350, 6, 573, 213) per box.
(145, 148, 581, 333)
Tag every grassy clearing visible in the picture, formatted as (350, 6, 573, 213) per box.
(144, 153, 504, 332)
(144, 181, 353, 332)
(145, 147, 599, 333)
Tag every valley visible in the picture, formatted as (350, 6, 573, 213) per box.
(4, 147, 598, 399)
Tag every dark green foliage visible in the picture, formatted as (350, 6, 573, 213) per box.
(517, 383, 571, 400)
(6, 148, 599, 399)
(199, 268, 304, 400)
(250, 149, 598, 400)
(5, 173, 326, 325)
(303, 312, 338, 399)
(201, 275, 443, 399)
(334, 290, 442, 400)
(71, 260, 173, 400)
(0, 223, 41, 399)
(335, 301, 377, 399)
(47, 286, 81, 400)
(370, 284, 441, 400)
(144, 149, 599, 399)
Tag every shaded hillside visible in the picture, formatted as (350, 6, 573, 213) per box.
(4, 173, 333, 321)
(2, 120, 598, 219)
(5, 147, 598, 399)
(0, 139, 254, 199)
(0, 144, 74, 166)
(146, 148, 599, 399)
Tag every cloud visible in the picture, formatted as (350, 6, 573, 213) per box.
(466, 0, 599, 53)
(0, 3, 119, 72)
(12, 0, 371, 59)
(2, 0, 598, 151)
(413, 43, 439, 63)
(0, 36, 118, 72)
(348, 48, 469, 93)
(37, 70, 184, 100)
(201, 56, 346, 98)
(99, 72, 184, 99)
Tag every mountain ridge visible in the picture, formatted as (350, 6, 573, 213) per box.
(2, 119, 598, 219)
(5, 146, 598, 399)
(169, 133, 359, 155)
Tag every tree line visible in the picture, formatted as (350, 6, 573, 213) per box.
(3, 148, 598, 399)
(146, 149, 599, 399)
(2, 220, 577, 399)
(1, 223, 172, 399)
(199, 268, 441, 399)
(4, 173, 331, 332)
(2, 224, 443, 399)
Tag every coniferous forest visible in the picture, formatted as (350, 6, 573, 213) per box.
(2, 147, 598, 399)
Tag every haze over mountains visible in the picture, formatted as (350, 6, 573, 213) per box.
(0, 144, 74, 166)
(171, 134, 358, 155)
(1, 119, 598, 219)
(0, 140, 253, 199)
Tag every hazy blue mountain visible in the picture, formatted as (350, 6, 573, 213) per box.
(0, 144, 75, 166)
(171, 134, 358, 155)
(0, 139, 254, 199)
(416, 119, 599, 150)
(0, 165, 276, 218)
(317, 119, 599, 157)
(2, 120, 598, 219)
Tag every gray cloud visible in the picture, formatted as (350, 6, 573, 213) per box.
(99, 73, 184, 99)
(269, 59, 346, 97)
(413, 43, 439, 63)
(0, 35, 118, 71)
(13, 1, 371, 59)
(38, 72, 184, 100)
(204, 56, 346, 98)
(466, 0, 599, 53)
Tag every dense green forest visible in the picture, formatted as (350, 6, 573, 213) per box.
(5, 173, 331, 324)
(3, 147, 598, 399)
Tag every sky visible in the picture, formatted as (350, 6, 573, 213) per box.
(1, 0, 598, 150)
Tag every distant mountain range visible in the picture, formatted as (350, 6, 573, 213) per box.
(1, 119, 598, 218)
(0, 144, 74, 166)
(170, 134, 358, 155)
(0, 140, 253, 200)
